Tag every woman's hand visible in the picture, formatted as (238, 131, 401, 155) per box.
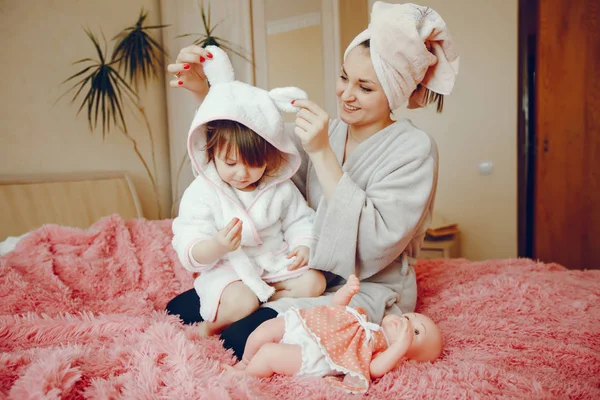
(293, 99, 343, 201)
(167, 45, 212, 103)
(292, 99, 331, 154)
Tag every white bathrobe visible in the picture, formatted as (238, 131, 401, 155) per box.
(171, 46, 315, 321)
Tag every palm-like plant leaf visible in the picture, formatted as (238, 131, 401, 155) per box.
(112, 8, 169, 87)
(60, 28, 137, 139)
(175, 0, 253, 64)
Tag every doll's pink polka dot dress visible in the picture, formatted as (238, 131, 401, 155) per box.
(294, 305, 389, 393)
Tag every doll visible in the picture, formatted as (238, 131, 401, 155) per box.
(223, 275, 443, 393)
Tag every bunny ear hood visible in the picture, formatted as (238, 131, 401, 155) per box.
(187, 46, 308, 185)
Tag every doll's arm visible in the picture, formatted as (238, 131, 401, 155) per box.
(331, 274, 360, 306)
(369, 318, 414, 379)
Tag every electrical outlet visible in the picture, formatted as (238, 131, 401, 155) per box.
(479, 161, 493, 175)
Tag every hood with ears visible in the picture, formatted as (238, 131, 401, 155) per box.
(187, 45, 308, 187)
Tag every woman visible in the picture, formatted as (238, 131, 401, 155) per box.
(165, 1, 459, 359)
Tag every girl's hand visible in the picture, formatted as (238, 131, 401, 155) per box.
(167, 45, 212, 100)
(286, 245, 310, 270)
(214, 218, 243, 253)
(292, 99, 331, 154)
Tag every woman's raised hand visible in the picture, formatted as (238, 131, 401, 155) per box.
(167, 45, 212, 101)
(292, 99, 331, 154)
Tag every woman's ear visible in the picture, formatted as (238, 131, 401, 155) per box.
(268, 87, 308, 112)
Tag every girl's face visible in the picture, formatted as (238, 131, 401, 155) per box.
(214, 147, 267, 191)
(335, 46, 392, 128)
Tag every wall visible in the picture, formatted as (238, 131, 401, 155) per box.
(264, 0, 325, 122)
(339, 0, 369, 54)
(265, 0, 322, 21)
(390, 0, 519, 260)
(266, 26, 326, 120)
(0, 0, 170, 220)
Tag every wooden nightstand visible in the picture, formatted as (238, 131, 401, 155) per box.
(419, 235, 461, 259)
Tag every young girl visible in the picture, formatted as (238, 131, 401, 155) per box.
(223, 274, 442, 394)
(171, 47, 326, 336)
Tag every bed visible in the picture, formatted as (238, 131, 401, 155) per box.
(0, 172, 142, 241)
(1, 185, 599, 398)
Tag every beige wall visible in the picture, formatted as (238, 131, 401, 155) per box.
(339, 0, 369, 54)
(265, 0, 321, 21)
(266, 26, 325, 122)
(392, 0, 519, 260)
(0, 0, 170, 220)
(264, 0, 326, 122)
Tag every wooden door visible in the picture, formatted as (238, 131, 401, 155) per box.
(535, 0, 600, 269)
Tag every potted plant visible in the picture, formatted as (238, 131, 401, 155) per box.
(60, 9, 168, 218)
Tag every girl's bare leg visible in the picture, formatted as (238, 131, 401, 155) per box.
(200, 281, 259, 336)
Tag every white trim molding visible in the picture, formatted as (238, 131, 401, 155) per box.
(266, 12, 322, 35)
(322, 0, 341, 116)
(251, 0, 269, 89)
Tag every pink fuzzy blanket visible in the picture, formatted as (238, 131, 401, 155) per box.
(1, 215, 599, 399)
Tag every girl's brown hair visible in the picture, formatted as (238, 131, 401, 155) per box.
(359, 39, 444, 113)
(204, 120, 283, 178)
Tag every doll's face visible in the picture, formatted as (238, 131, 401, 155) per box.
(381, 313, 443, 362)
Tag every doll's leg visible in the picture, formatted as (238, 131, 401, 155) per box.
(201, 281, 259, 336)
(269, 269, 326, 301)
(244, 343, 302, 378)
(331, 274, 360, 307)
(235, 317, 286, 369)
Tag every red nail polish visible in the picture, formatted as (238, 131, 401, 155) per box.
(207, 52, 213, 59)
(178, 80, 183, 86)
(183, 64, 190, 70)
(200, 56, 205, 62)
(291, 100, 296, 105)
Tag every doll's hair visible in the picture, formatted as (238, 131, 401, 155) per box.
(204, 120, 283, 178)
(359, 39, 444, 113)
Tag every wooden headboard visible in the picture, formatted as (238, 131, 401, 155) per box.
(0, 173, 143, 239)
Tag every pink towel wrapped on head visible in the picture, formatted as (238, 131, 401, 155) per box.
(344, 1, 460, 110)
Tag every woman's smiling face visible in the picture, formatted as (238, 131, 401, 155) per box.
(335, 45, 391, 128)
